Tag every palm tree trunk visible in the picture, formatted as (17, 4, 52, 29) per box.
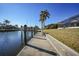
(43, 21, 45, 29)
(41, 21, 44, 35)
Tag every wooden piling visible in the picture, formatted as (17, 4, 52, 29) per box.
(21, 26, 25, 46)
(24, 25, 27, 45)
(31, 27, 33, 38)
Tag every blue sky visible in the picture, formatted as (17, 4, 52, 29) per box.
(0, 3, 79, 27)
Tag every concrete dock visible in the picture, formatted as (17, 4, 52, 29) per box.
(17, 32, 79, 56)
(17, 32, 58, 56)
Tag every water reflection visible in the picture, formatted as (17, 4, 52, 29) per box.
(0, 31, 32, 56)
(0, 31, 21, 55)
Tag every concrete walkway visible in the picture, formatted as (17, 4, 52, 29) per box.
(46, 34, 79, 56)
(17, 32, 58, 56)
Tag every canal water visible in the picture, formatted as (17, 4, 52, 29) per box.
(0, 31, 32, 56)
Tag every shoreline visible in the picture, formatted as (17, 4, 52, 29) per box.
(0, 30, 19, 32)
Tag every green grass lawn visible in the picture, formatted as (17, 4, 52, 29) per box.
(44, 28, 79, 53)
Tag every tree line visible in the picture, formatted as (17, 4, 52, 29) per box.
(0, 19, 19, 31)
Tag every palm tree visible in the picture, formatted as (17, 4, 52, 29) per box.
(40, 10, 50, 35)
(3, 19, 10, 25)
